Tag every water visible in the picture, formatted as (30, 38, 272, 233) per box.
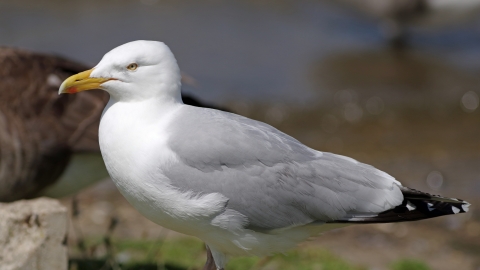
(2, 0, 480, 104)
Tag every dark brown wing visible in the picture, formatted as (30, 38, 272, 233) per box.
(0, 47, 108, 201)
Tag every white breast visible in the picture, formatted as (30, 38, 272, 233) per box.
(99, 100, 227, 236)
(98, 99, 347, 259)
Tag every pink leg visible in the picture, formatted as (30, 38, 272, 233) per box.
(203, 246, 223, 270)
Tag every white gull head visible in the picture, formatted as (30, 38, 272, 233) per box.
(59, 40, 182, 103)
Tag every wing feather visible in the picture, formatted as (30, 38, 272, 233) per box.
(165, 106, 404, 231)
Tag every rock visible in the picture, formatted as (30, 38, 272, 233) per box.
(0, 198, 68, 270)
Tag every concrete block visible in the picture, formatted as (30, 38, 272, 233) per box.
(0, 198, 68, 270)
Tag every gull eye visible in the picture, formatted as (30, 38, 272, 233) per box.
(127, 63, 138, 71)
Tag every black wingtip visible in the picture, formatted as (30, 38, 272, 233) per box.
(400, 186, 470, 214)
(329, 187, 470, 224)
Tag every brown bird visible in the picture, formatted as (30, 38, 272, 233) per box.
(0, 47, 228, 202)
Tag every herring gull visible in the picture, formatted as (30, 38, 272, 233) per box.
(59, 40, 470, 270)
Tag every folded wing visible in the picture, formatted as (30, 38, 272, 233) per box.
(165, 106, 404, 231)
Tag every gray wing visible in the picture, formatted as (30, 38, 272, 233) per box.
(165, 106, 403, 231)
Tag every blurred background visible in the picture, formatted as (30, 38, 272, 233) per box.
(1, 0, 479, 269)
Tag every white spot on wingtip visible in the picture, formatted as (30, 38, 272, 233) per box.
(427, 203, 434, 211)
(406, 201, 416, 211)
(461, 204, 470, 212)
(451, 206, 460, 214)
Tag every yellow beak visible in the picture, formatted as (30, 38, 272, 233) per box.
(58, 69, 112, 94)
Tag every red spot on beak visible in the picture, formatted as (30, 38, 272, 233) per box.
(66, 87, 77, 94)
